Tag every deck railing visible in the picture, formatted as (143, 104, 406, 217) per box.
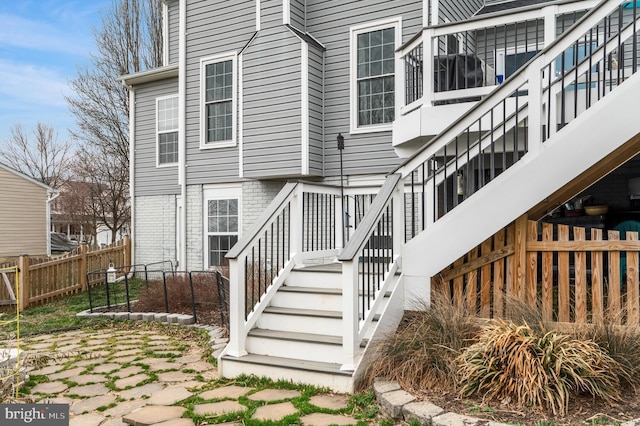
(338, 174, 404, 369)
(394, 0, 640, 240)
(397, 0, 599, 112)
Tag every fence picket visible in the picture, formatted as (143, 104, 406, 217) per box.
(480, 238, 492, 317)
(627, 231, 639, 324)
(493, 229, 506, 318)
(574, 227, 587, 323)
(541, 222, 554, 322)
(608, 230, 621, 323)
(591, 228, 604, 323)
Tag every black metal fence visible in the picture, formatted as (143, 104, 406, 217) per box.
(86, 262, 230, 328)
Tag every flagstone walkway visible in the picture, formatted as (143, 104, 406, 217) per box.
(9, 325, 371, 425)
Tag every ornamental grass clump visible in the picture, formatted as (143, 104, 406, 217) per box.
(457, 320, 622, 416)
(359, 290, 481, 391)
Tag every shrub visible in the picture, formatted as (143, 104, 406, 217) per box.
(572, 313, 640, 389)
(359, 290, 481, 391)
(457, 320, 622, 416)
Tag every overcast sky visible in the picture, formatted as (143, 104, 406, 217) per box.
(0, 0, 107, 144)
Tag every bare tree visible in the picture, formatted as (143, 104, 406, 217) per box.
(66, 0, 162, 241)
(0, 122, 72, 188)
(71, 145, 130, 244)
(66, 0, 163, 168)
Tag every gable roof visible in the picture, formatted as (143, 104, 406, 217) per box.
(0, 161, 58, 193)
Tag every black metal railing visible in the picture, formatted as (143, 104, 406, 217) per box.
(405, 41, 424, 105)
(86, 263, 229, 327)
(545, 3, 640, 138)
(397, 0, 640, 241)
(244, 203, 290, 319)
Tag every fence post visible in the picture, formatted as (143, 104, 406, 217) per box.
(78, 243, 87, 291)
(123, 236, 131, 273)
(17, 255, 30, 312)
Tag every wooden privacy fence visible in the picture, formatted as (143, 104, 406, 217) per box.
(0, 237, 131, 311)
(433, 216, 640, 325)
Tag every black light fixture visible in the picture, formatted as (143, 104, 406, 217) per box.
(337, 133, 346, 242)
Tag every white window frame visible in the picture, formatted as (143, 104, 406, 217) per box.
(203, 185, 242, 269)
(156, 94, 179, 167)
(200, 52, 238, 149)
(349, 17, 402, 134)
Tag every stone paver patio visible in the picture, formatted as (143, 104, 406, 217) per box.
(2, 324, 369, 425)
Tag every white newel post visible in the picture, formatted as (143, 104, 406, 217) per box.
(341, 258, 358, 371)
(423, 28, 435, 107)
(227, 257, 248, 357)
(527, 59, 544, 157)
(393, 179, 405, 259)
(290, 186, 304, 261)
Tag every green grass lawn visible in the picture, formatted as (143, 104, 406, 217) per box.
(0, 279, 147, 336)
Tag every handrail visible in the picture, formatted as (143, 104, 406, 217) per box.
(397, 0, 598, 53)
(226, 182, 297, 259)
(339, 174, 401, 261)
(394, 0, 625, 177)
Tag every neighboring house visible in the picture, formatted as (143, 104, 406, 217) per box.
(121, 0, 640, 391)
(50, 180, 127, 247)
(0, 162, 59, 258)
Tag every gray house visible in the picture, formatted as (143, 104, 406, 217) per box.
(121, 0, 640, 391)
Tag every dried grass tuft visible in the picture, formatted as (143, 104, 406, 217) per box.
(359, 289, 481, 391)
(457, 320, 622, 416)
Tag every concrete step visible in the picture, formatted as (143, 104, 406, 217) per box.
(219, 353, 354, 393)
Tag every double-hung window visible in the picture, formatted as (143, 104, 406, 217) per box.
(206, 198, 239, 267)
(350, 18, 401, 133)
(201, 53, 237, 147)
(157, 95, 179, 166)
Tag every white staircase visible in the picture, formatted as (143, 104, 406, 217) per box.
(219, 0, 640, 393)
(219, 265, 399, 392)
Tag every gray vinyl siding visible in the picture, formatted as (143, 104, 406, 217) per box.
(290, 0, 306, 32)
(262, 0, 283, 28)
(167, 0, 179, 65)
(243, 26, 304, 178)
(133, 78, 181, 197)
(184, 0, 256, 185)
(0, 168, 48, 257)
(440, 0, 483, 23)
(306, 0, 423, 178)
(308, 45, 324, 176)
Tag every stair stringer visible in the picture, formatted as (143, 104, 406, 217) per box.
(402, 72, 640, 295)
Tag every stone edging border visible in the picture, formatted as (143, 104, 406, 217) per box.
(76, 309, 229, 358)
(374, 379, 640, 426)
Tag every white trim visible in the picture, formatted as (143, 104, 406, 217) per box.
(431, 0, 439, 25)
(283, 0, 290, 25)
(423, 0, 430, 27)
(200, 52, 238, 149)
(179, 0, 186, 269)
(301, 40, 309, 175)
(256, 0, 261, 31)
(203, 184, 242, 270)
(239, 53, 244, 178)
(129, 88, 136, 266)
(162, 2, 169, 66)
(156, 94, 179, 168)
(349, 17, 402, 134)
